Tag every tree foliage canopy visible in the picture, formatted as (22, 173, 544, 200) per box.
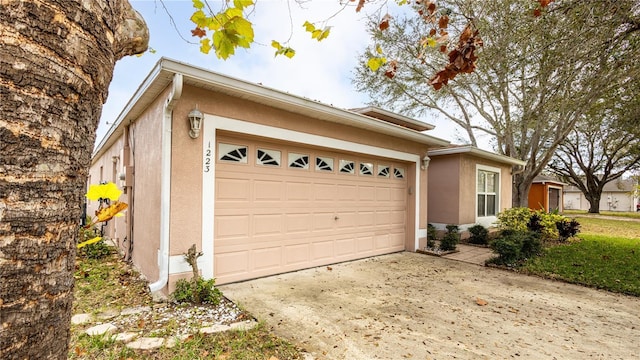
(353, 0, 640, 205)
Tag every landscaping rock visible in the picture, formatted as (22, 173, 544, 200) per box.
(121, 306, 151, 316)
(97, 309, 119, 320)
(114, 332, 138, 342)
(126, 337, 165, 350)
(71, 313, 92, 325)
(85, 323, 117, 336)
(200, 324, 230, 334)
(229, 320, 258, 331)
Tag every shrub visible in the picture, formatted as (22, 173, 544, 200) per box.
(489, 230, 542, 266)
(426, 224, 437, 248)
(496, 207, 532, 233)
(556, 218, 581, 241)
(497, 207, 564, 241)
(467, 224, 489, 245)
(440, 224, 460, 251)
(172, 277, 222, 305)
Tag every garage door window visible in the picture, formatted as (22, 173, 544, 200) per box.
(288, 153, 309, 169)
(256, 149, 281, 166)
(359, 162, 373, 176)
(394, 167, 405, 179)
(339, 160, 355, 174)
(378, 165, 390, 178)
(315, 156, 334, 172)
(219, 143, 248, 163)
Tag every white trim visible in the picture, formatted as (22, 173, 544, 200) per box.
(547, 184, 564, 212)
(428, 146, 526, 166)
(194, 115, 422, 279)
(169, 255, 206, 274)
(149, 73, 182, 293)
(200, 135, 215, 280)
(475, 164, 501, 229)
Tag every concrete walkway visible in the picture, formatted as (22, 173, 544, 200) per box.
(441, 243, 494, 265)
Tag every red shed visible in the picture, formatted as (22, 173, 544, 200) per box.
(528, 175, 566, 213)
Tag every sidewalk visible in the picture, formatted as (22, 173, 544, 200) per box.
(441, 243, 494, 265)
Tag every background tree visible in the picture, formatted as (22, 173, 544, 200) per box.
(548, 82, 640, 213)
(0, 1, 148, 358)
(353, 0, 640, 206)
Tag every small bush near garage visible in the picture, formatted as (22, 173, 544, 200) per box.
(440, 224, 460, 251)
(172, 278, 222, 305)
(467, 224, 489, 245)
(426, 224, 438, 248)
(488, 230, 542, 266)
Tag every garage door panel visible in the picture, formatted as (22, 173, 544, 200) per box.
(376, 187, 391, 201)
(338, 184, 358, 201)
(312, 213, 335, 231)
(286, 182, 312, 201)
(374, 234, 390, 250)
(357, 211, 375, 227)
(314, 183, 338, 201)
(253, 180, 284, 201)
(335, 238, 356, 256)
(253, 214, 283, 236)
(214, 137, 408, 284)
(336, 212, 357, 228)
(391, 187, 406, 202)
(356, 236, 374, 252)
(215, 251, 249, 277)
(311, 241, 334, 261)
(390, 233, 405, 247)
(215, 215, 250, 239)
(285, 213, 312, 233)
(285, 244, 310, 265)
(358, 186, 377, 201)
(253, 247, 282, 271)
(217, 178, 251, 201)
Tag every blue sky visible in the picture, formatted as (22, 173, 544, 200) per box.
(98, 0, 459, 145)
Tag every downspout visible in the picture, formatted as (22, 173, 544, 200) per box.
(149, 72, 183, 293)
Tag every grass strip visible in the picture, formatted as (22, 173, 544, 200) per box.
(525, 234, 640, 296)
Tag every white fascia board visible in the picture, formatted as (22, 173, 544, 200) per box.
(350, 106, 436, 131)
(161, 59, 450, 148)
(428, 146, 526, 166)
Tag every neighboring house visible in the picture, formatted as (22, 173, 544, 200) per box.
(563, 178, 638, 212)
(89, 58, 523, 294)
(528, 175, 565, 213)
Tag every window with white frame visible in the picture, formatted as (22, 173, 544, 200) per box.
(477, 168, 499, 217)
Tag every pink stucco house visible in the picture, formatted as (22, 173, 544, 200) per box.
(89, 58, 525, 294)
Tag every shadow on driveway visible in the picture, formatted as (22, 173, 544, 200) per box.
(220, 252, 640, 359)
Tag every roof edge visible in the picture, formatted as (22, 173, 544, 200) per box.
(428, 146, 526, 166)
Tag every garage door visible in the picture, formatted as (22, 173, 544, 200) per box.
(213, 135, 408, 284)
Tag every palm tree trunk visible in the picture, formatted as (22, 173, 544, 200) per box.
(0, 1, 147, 358)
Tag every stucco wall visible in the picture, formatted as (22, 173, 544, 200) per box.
(427, 154, 461, 225)
(167, 85, 432, 259)
(428, 153, 514, 228)
(127, 90, 166, 283)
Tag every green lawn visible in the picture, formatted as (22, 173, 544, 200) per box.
(564, 209, 640, 220)
(524, 215, 640, 296)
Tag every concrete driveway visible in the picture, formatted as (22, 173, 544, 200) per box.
(220, 252, 640, 359)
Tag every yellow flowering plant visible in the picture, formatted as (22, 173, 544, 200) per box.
(77, 182, 128, 249)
